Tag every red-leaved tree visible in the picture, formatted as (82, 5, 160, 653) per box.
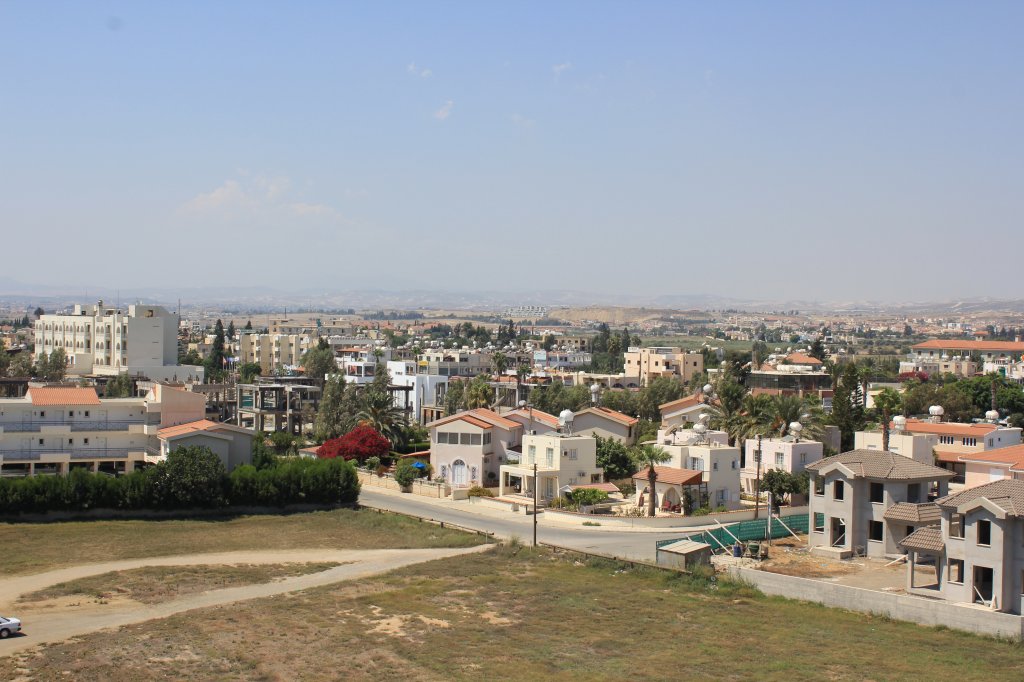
(317, 425, 391, 463)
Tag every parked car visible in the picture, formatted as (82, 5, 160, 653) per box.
(0, 615, 22, 638)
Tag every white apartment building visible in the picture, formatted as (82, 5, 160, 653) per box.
(387, 360, 448, 425)
(34, 303, 204, 383)
(742, 436, 824, 494)
(0, 384, 209, 476)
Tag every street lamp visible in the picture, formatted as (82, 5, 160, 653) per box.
(519, 399, 538, 548)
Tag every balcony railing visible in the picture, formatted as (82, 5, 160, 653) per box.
(1, 420, 146, 433)
(1, 448, 148, 461)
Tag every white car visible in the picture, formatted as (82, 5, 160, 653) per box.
(0, 616, 22, 638)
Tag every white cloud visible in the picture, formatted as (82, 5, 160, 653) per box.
(181, 175, 350, 225)
(407, 62, 432, 78)
(552, 62, 572, 76)
(511, 113, 535, 128)
(434, 100, 454, 120)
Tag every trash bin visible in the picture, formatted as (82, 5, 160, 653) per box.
(732, 543, 743, 558)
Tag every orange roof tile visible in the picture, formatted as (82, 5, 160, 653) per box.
(632, 466, 703, 486)
(784, 352, 823, 366)
(958, 444, 1024, 471)
(468, 408, 522, 430)
(157, 419, 221, 438)
(507, 408, 560, 427)
(912, 339, 1024, 352)
(28, 387, 101, 406)
(577, 406, 638, 426)
(901, 419, 998, 436)
(659, 394, 701, 413)
(426, 409, 524, 431)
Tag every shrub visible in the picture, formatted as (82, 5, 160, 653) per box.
(317, 425, 391, 463)
(570, 488, 610, 507)
(691, 506, 711, 517)
(364, 456, 381, 471)
(393, 459, 418, 488)
(148, 446, 229, 509)
(467, 485, 495, 498)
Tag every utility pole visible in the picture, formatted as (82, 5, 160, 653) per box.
(533, 460, 538, 548)
(754, 434, 762, 521)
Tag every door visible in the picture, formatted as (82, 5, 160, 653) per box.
(451, 460, 467, 486)
(973, 566, 994, 605)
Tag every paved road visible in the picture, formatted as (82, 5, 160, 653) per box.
(358, 488, 691, 562)
(0, 546, 489, 658)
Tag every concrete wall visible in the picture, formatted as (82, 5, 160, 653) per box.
(727, 566, 1024, 640)
(356, 469, 451, 498)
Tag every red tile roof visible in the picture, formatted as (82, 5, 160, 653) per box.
(577, 406, 638, 426)
(507, 408, 560, 428)
(158, 419, 252, 439)
(426, 408, 523, 431)
(659, 394, 701, 413)
(28, 387, 101, 406)
(912, 339, 1024, 352)
(784, 352, 823, 366)
(958, 444, 1024, 471)
(632, 466, 703, 486)
(901, 419, 998, 436)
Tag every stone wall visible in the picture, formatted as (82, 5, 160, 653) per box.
(727, 566, 1024, 640)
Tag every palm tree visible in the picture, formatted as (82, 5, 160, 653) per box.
(357, 389, 406, 448)
(463, 375, 492, 410)
(492, 352, 508, 376)
(873, 388, 902, 451)
(631, 444, 671, 517)
(738, 393, 776, 444)
(705, 373, 747, 446)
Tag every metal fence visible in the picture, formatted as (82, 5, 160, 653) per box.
(657, 513, 810, 551)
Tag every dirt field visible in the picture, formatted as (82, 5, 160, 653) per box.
(8, 546, 1024, 681)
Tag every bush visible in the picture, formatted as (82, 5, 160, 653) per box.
(393, 459, 418, 488)
(570, 488, 610, 507)
(364, 456, 381, 471)
(691, 507, 711, 517)
(317, 425, 391, 463)
(0, 446, 361, 515)
(467, 485, 495, 498)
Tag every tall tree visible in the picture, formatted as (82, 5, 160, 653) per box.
(808, 338, 827, 362)
(104, 373, 134, 398)
(226, 321, 236, 340)
(463, 374, 493, 409)
(631, 444, 671, 517)
(314, 375, 357, 442)
(205, 320, 226, 379)
(244, 319, 253, 330)
(873, 388, 903, 451)
(301, 346, 337, 385)
(444, 379, 466, 416)
(829, 362, 867, 451)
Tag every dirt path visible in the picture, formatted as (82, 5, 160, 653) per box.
(0, 545, 490, 658)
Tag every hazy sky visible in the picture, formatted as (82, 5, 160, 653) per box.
(2, 2, 1022, 302)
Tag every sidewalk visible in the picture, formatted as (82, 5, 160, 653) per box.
(359, 485, 723, 535)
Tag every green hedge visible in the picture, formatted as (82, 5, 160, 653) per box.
(0, 446, 360, 515)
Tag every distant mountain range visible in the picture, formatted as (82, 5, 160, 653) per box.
(1, 277, 1023, 315)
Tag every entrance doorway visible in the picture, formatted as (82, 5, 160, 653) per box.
(451, 459, 467, 486)
(831, 517, 846, 547)
(973, 565, 994, 605)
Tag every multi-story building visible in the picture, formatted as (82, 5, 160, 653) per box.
(34, 303, 203, 382)
(902, 479, 1024, 613)
(238, 333, 314, 375)
(623, 346, 704, 387)
(498, 431, 603, 503)
(806, 450, 953, 559)
(416, 349, 492, 378)
(428, 408, 522, 488)
(854, 428, 937, 464)
(236, 381, 321, 434)
(0, 384, 208, 476)
(571, 407, 638, 445)
(742, 436, 824, 495)
(531, 350, 592, 370)
(338, 347, 391, 386)
(387, 360, 448, 425)
(900, 417, 1022, 482)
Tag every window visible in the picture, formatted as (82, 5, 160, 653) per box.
(800, 452, 807, 464)
(713, 461, 718, 471)
(950, 513, 964, 538)
(545, 447, 554, 467)
(731, 460, 737, 469)
(84, 410, 90, 417)
(84, 438, 89, 445)
(870, 482, 884, 504)
(470, 434, 481, 446)
(963, 437, 977, 447)
(40, 410, 46, 418)
(869, 520, 884, 542)
(907, 483, 921, 503)
(483, 433, 491, 445)
(948, 559, 965, 584)
(833, 480, 845, 501)
(567, 448, 578, 460)
(38, 438, 44, 445)
(460, 433, 471, 446)
(978, 519, 992, 546)
(528, 445, 536, 463)
(939, 435, 955, 445)
(814, 513, 825, 533)
(69, 411, 74, 418)
(814, 476, 825, 496)
(775, 453, 784, 468)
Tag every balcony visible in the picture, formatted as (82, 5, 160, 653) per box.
(1, 419, 146, 433)
(1, 448, 147, 461)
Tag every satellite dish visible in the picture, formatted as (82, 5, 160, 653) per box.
(789, 421, 803, 434)
(558, 409, 575, 429)
(929, 405, 944, 417)
(986, 410, 1000, 422)
(893, 415, 907, 432)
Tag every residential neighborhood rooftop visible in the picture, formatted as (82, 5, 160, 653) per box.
(806, 449, 955, 480)
(936, 479, 1024, 516)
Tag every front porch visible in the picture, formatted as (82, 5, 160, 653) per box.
(499, 464, 561, 505)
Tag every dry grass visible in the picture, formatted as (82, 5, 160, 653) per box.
(14, 545, 1024, 681)
(0, 508, 489, 576)
(18, 563, 342, 605)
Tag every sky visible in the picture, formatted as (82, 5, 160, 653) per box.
(2, 2, 1023, 303)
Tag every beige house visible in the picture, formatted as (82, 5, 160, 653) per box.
(623, 346, 703, 387)
(900, 418, 1022, 481)
(571, 407, 638, 444)
(958, 444, 1024, 487)
(806, 450, 953, 559)
(854, 429, 937, 464)
(742, 436, 823, 495)
(903, 479, 1024, 613)
(498, 432, 602, 504)
(428, 409, 522, 488)
(658, 394, 708, 430)
(0, 384, 207, 476)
